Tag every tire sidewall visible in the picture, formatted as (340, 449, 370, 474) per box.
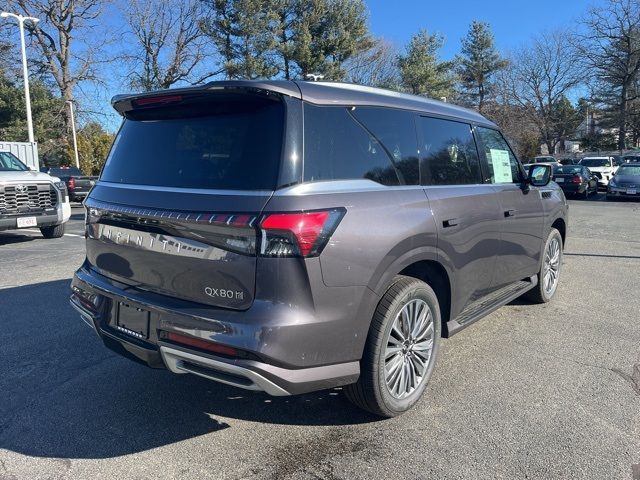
(374, 282, 441, 415)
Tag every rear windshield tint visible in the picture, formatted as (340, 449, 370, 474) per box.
(49, 167, 82, 176)
(101, 94, 284, 190)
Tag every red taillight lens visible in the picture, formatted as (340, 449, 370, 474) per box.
(68, 178, 75, 189)
(259, 209, 345, 257)
(163, 331, 239, 357)
(571, 175, 582, 184)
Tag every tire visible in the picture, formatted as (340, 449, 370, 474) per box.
(40, 223, 65, 239)
(345, 275, 441, 417)
(524, 228, 563, 304)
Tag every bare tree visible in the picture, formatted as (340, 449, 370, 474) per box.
(576, 0, 640, 150)
(124, 0, 219, 92)
(498, 31, 582, 154)
(343, 37, 400, 88)
(9, 0, 107, 133)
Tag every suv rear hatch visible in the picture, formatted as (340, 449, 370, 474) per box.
(85, 90, 286, 310)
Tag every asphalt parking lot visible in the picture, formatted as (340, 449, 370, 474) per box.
(1, 197, 639, 480)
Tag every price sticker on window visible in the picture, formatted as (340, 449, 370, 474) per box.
(490, 149, 513, 183)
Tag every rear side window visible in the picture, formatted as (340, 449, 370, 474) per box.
(101, 95, 284, 190)
(418, 117, 481, 185)
(303, 104, 401, 186)
(350, 107, 420, 185)
(475, 127, 522, 184)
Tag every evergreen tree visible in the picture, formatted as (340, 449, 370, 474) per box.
(397, 30, 456, 99)
(457, 21, 507, 113)
(200, 0, 279, 79)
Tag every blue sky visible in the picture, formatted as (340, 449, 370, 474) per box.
(366, 0, 593, 58)
(74, 0, 603, 130)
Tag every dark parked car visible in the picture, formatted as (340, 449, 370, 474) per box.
(552, 165, 598, 198)
(70, 80, 568, 417)
(607, 162, 640, 201)
(559, 158, 578, 165)
(40, 166, 97, 202)
(622, 154, 640, 164)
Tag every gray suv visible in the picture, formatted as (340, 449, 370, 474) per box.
(71, 81, 568, 417)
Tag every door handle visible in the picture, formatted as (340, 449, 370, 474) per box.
(504, 209, 516, 218)
(443, 218, 459, 228)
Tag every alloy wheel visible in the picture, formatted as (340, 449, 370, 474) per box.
(543, 237, 561, 295)
(384, 299, 434, 399)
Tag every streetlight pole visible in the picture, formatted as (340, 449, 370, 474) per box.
(0, 12, 39, 144)
(67, 100, 80, 169)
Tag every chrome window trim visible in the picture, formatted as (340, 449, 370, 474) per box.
(98, 181, 272, 196)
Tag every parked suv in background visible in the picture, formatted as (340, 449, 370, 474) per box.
(579, 156, 617, 188)
(0, 151, 70, 238)
(71, 81, 568, 417)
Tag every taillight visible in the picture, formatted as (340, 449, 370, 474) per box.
(68, 177, 75, 189)
(259, 208, 345, 257)
(571, 175, 582, 184)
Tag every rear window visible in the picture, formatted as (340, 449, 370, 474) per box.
(101, 94, 285, 190)
(554, 166, 581, 174)
(49, 167, 82, 176)
(580, 158, 609, 167)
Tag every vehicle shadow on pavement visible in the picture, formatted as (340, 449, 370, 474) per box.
(0, 232, 37, 245)
(0, 279, 377, 460)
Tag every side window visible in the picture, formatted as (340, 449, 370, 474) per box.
(475, 127, 522, 184)
(303, 104, 400, 186)
(350, 107, 419, 185)
(418, 117, 482, 185)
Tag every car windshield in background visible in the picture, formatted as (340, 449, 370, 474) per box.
(616, 166, 640, 176)
(580, 159, 609, 167)
(49, 167, 83, 177)
(554, 166, 581, 174)
(0, 152, 28, 171)
(101, 94, 285, 190)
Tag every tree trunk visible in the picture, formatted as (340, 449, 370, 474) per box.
(478, 83, 484, 114)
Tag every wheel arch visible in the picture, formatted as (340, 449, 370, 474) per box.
(369, 249, 454, 338)
(551, 217, 566, 247)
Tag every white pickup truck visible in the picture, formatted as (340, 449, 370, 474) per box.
(0, 151, 71, 238)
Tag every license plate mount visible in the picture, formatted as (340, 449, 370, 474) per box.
(555, 177, 564, 183)
(117, 302, 150, 339)
(17, 216, 37, 228)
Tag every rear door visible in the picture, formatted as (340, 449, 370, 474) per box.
(475, 127, 544, 288)
(85, 91, 287, 309)
(417, 116, 503, 315)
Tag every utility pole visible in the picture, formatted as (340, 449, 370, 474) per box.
(0, 12, 40, 144)
(67, 101, 80, 169)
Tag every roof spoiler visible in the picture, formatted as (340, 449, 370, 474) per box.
(111, 80, 302, 116)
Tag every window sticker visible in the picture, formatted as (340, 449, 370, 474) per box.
(490, 149, 512, 183)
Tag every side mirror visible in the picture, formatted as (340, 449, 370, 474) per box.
(528, 164, 552, 187)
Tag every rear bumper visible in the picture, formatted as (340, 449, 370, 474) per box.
(558, 184, 585, 194)
(607, 188, 640, 199)
(70, 266, 363, 396)
(69, 190, 89, 199)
